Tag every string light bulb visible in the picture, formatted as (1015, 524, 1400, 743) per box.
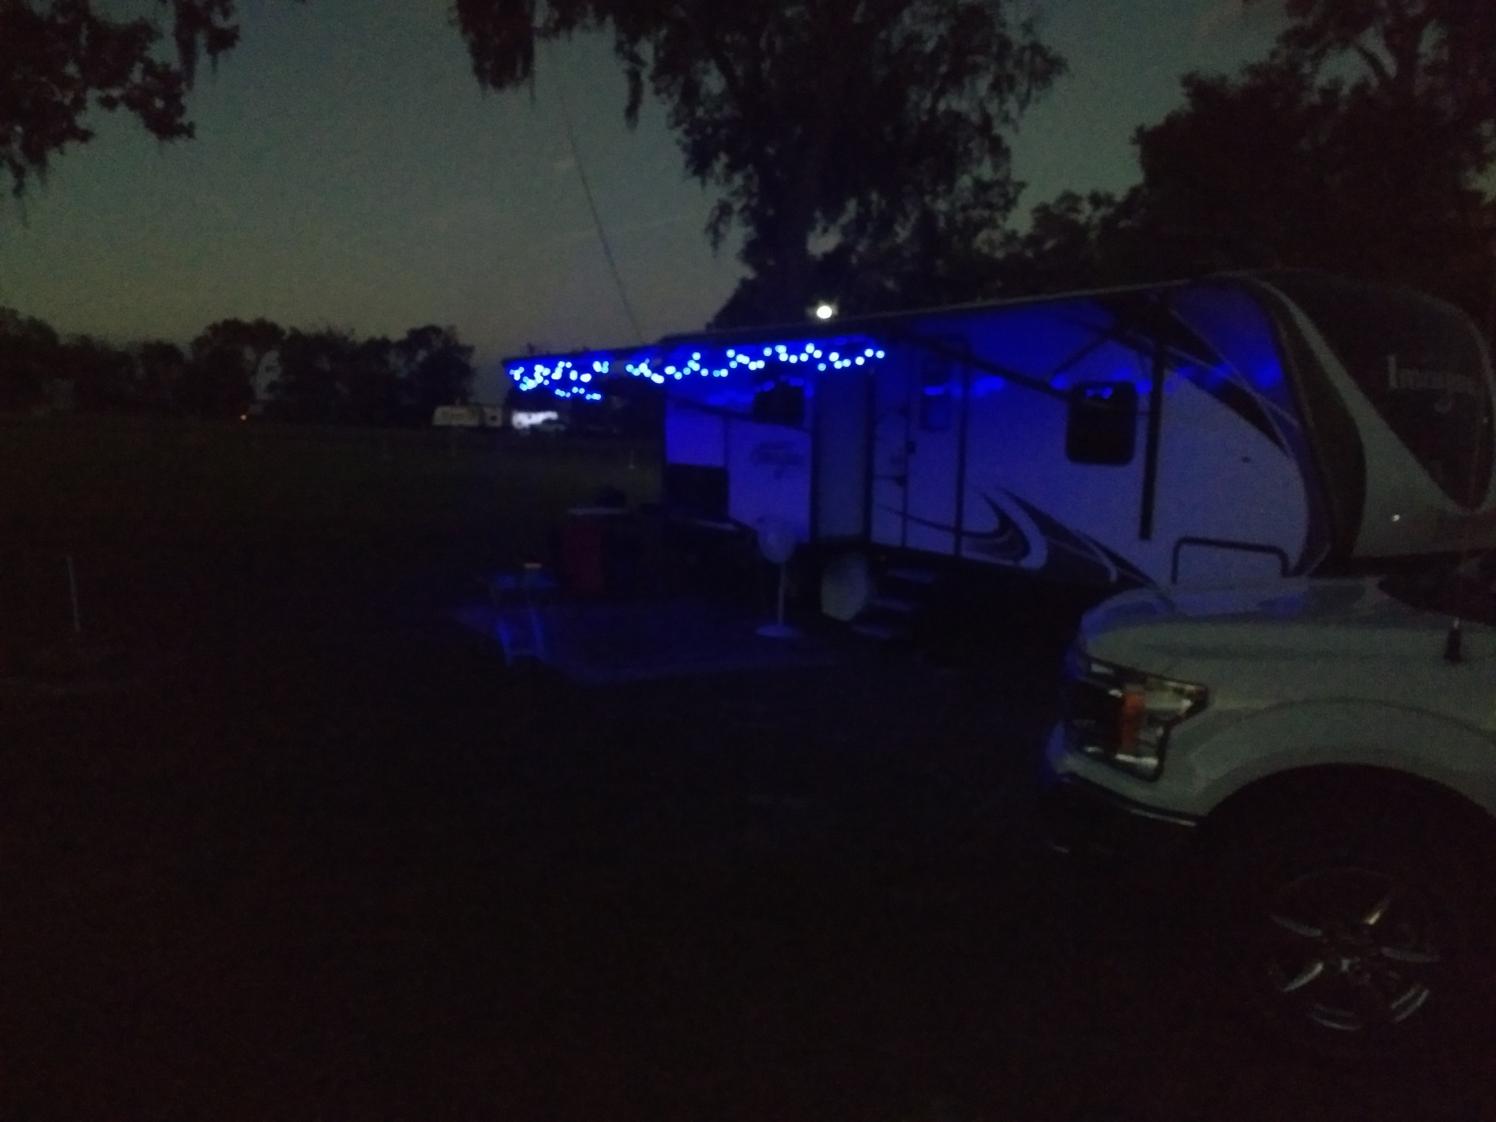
(506, 335, 888, 401)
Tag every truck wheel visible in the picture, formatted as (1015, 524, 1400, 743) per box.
(1213, 795, 1488, 1060)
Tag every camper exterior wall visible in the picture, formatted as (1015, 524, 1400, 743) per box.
(1252, 275, 1496, 562)
(649, 280, 1320, 587)
(505, 273, 1496, 592)
(866, 284, 1316, 587)
(662, 382, 815, 540)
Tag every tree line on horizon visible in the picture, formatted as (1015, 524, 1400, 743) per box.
(457, 0, 1495, 333)
(0, 311, 475, 427)
(4, 1, 1495, 346)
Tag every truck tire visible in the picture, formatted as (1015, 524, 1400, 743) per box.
(1211, 788, 1492, 1060)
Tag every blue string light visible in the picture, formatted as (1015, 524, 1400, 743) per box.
(506, 336, 889, 401)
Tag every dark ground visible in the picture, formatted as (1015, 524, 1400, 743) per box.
(2, 422, 1494, 1121)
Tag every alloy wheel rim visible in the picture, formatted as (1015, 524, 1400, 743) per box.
(1259, 864, 1443, 1035)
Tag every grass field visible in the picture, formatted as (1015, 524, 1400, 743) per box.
(0, 414, 658, 550)
(0, 414, 659, 670)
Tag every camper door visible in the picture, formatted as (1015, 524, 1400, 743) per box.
(871, 345, 967, 554)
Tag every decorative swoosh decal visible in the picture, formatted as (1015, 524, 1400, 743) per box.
(997, 491, 1153, 587)
(879, 490, 1154, 588)
(961, 495, 1032, 565)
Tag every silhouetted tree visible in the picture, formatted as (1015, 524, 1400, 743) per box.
(135, 339, 188, 411)
(182, 317, 283, 418)
(342, 335, 401, 427)
(957, 189, 1151, 300)
(1081, 2, 1496, 320)
(1264, 0, 1496, 155)
(1264, 0, 1496, 319)
(179, 345, 249, 418)
(395, 324, 473, 422)
(0, 1, 253, 200)
(0, 306, 60, 410)
(453, 0, 1063, 326)
(269, 328, 351, 424)
(60, 335, 139, 411)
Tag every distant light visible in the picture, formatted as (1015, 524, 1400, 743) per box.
(1391, 513, 1402, 523)
(813, 302, 837, 321)
(512, 409, 560, 431)
(239, 413, 248, 422)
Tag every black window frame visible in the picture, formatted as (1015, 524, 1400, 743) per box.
(751, 379, 807, 427)
(1065, 380, 1139, 465)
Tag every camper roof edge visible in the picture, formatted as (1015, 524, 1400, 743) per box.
(505, 269, 1440, 370)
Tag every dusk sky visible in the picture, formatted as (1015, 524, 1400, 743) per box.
(3, 0, 1282, 398)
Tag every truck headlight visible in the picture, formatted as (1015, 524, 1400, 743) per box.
(1069, 656, 1208, 780)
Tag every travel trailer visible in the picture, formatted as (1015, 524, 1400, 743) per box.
(432, 403, 504, 429)
(507, 273, 1496, 598)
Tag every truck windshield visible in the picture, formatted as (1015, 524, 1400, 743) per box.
(1269, 273, 1493, 509)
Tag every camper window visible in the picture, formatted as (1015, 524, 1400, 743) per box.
(752, 380, 806, 427)
(1065, 381, 1138, 464)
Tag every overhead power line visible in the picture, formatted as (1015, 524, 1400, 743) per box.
(546, 44, 646, 345)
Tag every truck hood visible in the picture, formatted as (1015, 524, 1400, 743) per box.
(1079, 577, 1433, 679)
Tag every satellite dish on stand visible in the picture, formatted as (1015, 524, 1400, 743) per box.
(755, 517, 800, 639)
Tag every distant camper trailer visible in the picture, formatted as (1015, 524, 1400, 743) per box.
(432, 404, 503, 428)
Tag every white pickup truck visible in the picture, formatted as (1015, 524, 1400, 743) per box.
(1041, 563, 1496, 1057)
